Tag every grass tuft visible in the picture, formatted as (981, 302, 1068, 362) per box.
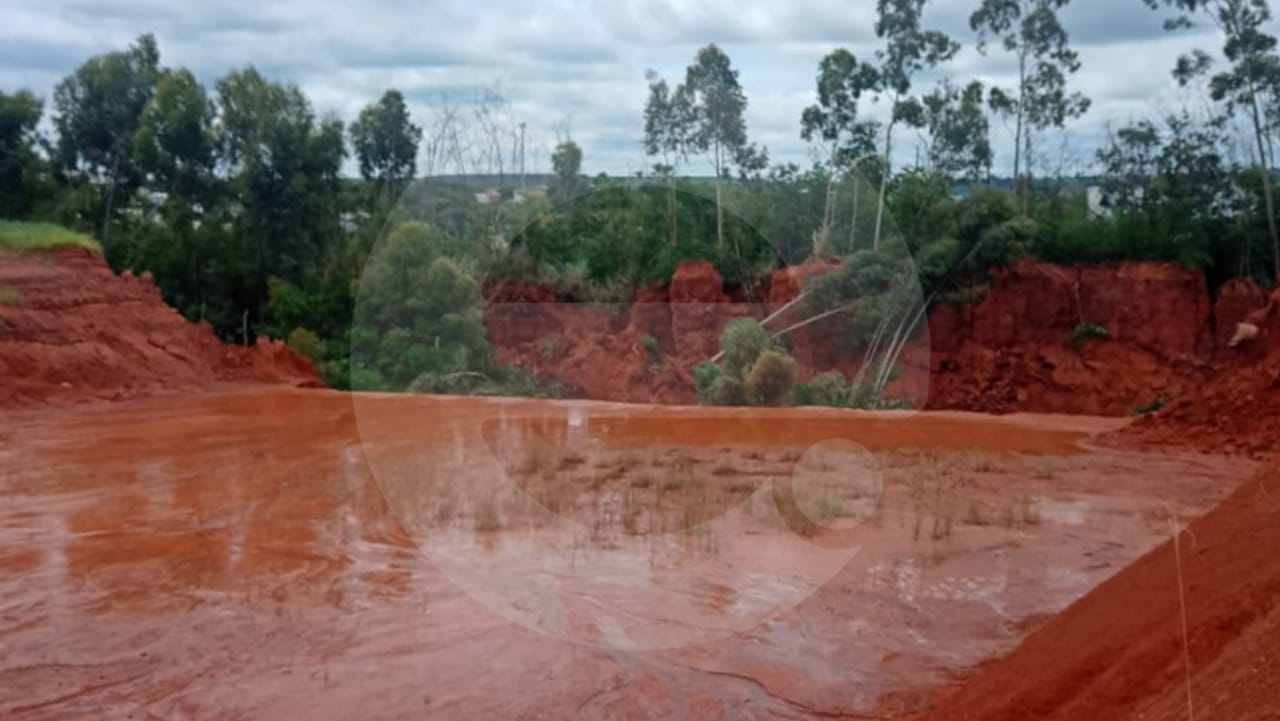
(0, 220, 101, 255)
(0, 285, 22, 307)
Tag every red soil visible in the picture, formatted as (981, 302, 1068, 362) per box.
(0, 248, 322, 407)
(901, 276, 1280, 721)
(5, 243, 1280, 720)
(924, 260, 1220, 415)
(485, 260, 754, 404)
(904, 464, 1280, 721)
(487, 257, 1255, 416)
(1115, 284, 1280, 457)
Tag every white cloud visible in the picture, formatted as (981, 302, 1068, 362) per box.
(1, 0, 1275, 175)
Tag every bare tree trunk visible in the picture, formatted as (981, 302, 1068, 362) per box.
(1247, 86, 1280, 279)
(1013, 52, 1026, 213)
(849, 176, 860, 252)
(818, 174, 835, 257)
(667, 183, 678, 247)
(714, 142, 725, 249)
(100, 153, 122, 252)
(874, 110, 897, 251)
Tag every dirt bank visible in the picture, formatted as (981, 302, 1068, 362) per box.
(904, 461, 1280, 721)
(486, 258, 1253, 415)
(924, 260, 1225, 416)
(1114, 284, 1280, 457)
(0, 248, 322, 406)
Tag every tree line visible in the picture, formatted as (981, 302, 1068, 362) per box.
(2, 0, 1280, 397)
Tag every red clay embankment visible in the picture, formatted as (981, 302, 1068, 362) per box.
(903, 462, 1280, 721)
(0, 248, 322, 407)
(1116, 283, 1280, 457)
(487, 258, 1267, 417)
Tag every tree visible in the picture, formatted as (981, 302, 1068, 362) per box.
(1144, 0, 1280, 278)
(548, 139, 583, 205)
(131, 68, 217, 314)
(52, 33, 161, 250)
(912, 80, 994, 182)
(970, 0, 1090, 213)
(801, 49, 882, 255)
(354, 221, 491, 390)
(215, 67, 346, 325)
(1096, 119, 1162, 213)
(873, 0, 960, 248)
(643, 70, 695, 246)
(350, 89, 423, 206)
(0, 90, 47, 218)
(683, 44, 764, 249)
(134, 69, 215, 207)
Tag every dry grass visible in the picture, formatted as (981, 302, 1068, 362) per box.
(1028, 455, 1059, 480)
(380, 442, 1080, 549)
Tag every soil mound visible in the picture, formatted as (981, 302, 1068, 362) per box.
(0, 248, 322, 406)
(905, 464, 1280, 721)
(922, 260, 1220, 415)
(1116, 283, 1280, 457)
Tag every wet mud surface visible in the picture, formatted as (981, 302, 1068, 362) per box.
(0, 390, 1255, 719)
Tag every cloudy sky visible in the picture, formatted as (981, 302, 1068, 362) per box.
(1, 0, 1271, 177)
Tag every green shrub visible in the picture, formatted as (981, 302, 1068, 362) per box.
(745, 350, 797, 406)
(641, 334, 661, 368)
(285, 327, 327, 364)
(694, 362, 723, 401)
(1066, 322, 1110, 350)
(794, 371, 851, 407)
(350, 366, 387, 392)
(1135, 395, 1170, 415)
(706, 376, 746, 406)
(721, 318, 772, 373)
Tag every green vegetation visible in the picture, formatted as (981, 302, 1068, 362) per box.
(1135, 395, 1171, 416)
(0, 221, 100, 255)
(792, 368, 913, 410)
(641, 335, 662, 368)
(1066, 322, 1111, 350)
(696, 320, 800, 407)
(4, 8, 1280, 400)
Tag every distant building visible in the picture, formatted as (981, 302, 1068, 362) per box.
(474, 188, 501, 205)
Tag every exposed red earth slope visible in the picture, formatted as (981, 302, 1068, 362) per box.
(903, 463, 1280, 721)
(0, 248, 322, 406)
(1116, 284, 1280, 457)
(923, 260, 1223, 416)
(901, 277, 1280, 721)
(487, 257, 1261, 416)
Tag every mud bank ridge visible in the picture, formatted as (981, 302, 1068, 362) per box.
(486, 258, 1271, 417)
(0, 248, 321, 406)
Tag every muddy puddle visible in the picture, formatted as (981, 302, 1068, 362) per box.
(0, 389, 1254, 719)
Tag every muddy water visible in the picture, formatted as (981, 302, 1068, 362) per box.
(0, 389, 1252, 719)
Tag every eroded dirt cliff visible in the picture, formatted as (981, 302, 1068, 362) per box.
(487, 257, 1261, 417)
(1117, 283, 1280, 457)
(923, 260, 1224, 416)
(0, 248, 322, 406)
(904, 463, 1280, 721)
